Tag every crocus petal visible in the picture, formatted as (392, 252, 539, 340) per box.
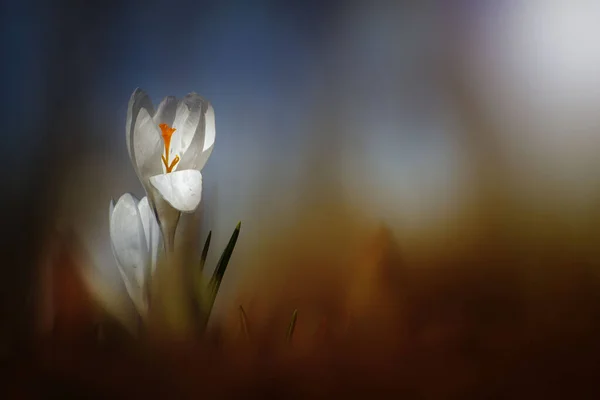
(149, 169, 203, 213)
(137, 196, 161, 275)
(153, 95, 178, 127)
(136, 196, 154, 252)
(109, 193, 149, 315)
(109, 198, 115, 221)
(126, 88, 154, 176)
(178, 101, 215, 171)
(169, 93, 204, 165)
(133, 107, 165, 183)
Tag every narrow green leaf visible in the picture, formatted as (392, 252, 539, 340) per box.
(209, 222, 241, 289)
(206, 222, 242, 318)
(239, 305, 250, 340)
(286, 309, 298, 343)
(199, 231, 212, 272)
(193, 231, 212, 320)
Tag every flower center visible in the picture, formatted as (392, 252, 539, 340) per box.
(159, 123, 180, 173)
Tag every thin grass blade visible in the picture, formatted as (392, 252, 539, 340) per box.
(239, 305, 250, 340)
(206, 222, 241, 318)
(286, 309, 298, 343)
(193, 231, 212, 320)
(199, 231, 212, 272)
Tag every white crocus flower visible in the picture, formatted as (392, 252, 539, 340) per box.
(109, 194, 161, 318)
(126, 88, 215, 252)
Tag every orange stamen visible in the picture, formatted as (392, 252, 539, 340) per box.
(159, 123, 180, 173)
(168, 155, 180, 171)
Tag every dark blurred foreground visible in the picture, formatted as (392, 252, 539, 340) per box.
(3, 226, 600, 399)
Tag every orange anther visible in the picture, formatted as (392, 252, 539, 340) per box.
(168, 155, 180, 172)
(159, 124, 178, 173)
(159, 123, 176, 138)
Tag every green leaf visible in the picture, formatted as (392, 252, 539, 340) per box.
(239, 305, 250, 339)
(286, 309, 298, 343)
(206, 222, 241, 318)
(193, 231, 212, 319)
(199, 231, 212, 272)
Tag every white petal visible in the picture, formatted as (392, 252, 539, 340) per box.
(137, 196, 161, 275)
(137, 196, 152, 250)
(203, 103, 216, 153)
(109, 198, 115, 220)
(170, 93, 204, 163)
(126, 88, 154, 173)
(133, 107, 165, 182)
(149, 169, 203, 213)
(178, 101, 215, 171)
(153, 95, 178, 127)
(109, 193, 150, 314)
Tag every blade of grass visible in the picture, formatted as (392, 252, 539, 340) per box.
(206, 222, 241, 318)
(199, 231, 212, 272)
(239, 305, 250, 340)
(286, 309, 298, 343)
(193, 231, 212, 320)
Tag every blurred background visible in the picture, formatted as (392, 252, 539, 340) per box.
(3, 0, 600, 378)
